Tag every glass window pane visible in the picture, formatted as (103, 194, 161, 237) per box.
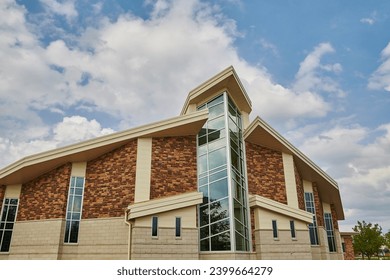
(175, 217, 181, 237)
(208, 94, 224, 107)
(75, 188, 83, 195)
(208, 136, 225, 151)
(72, 196, 82, 212)
(64, 221, 70, 243)
(199, 205, 209, 227)
(235, 219, 244, 236)
(200, 225, 209, 239)
(208, 116, 225, 131)
(198, 135, 207, 146)
(209, 168, 227, 182)
(208, 130, 223, 143)
(209, 103, 224, 118)
(0, 230, 12, 252)
(75, 177, 84, 188)
(272, 220, 278, 238)
(199, 185, 209, 204)
(199, 176, 208, 186)
(200, 238, 210, 251)
(235, 231, 245, 251)
(72, 213, 81, 220)
(210, 218, 230, 236)
(69, 221, 79, 243)
(209, 178, 228, 201)
(1, 206, 8, 221)
(210, 198, 229, 223)
(70, 176, 76, 187)
(152, 216, 158, 237)
(0, 222, 5, 230)
(6, 206, 16, 222)
(9, 199, 18, 205)
(208, 148, 227, 170)
(198, 128, 207, 138)
(211, 231, 231, 251)
(5, 223, 14, 230)
(198, 154, 208, 175)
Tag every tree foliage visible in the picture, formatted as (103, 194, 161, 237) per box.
(353, 220, 385, 260)
(385, 231, 390, 248)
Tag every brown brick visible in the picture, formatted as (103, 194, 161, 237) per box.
(313, 183, 324, 227)
(150, 136, 197, 199)
(343, 236, 355, 260)
(84, 140, 137, 219)
(18, 163, 72, 221)
(245, 142, 287, 204)
(0, 185, 5, 212)
(294, 162, 305, 211)
(330, 204, 339, 230)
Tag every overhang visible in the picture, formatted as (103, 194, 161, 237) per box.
(244, 116, 344, 220)
(249, 194, 313, 224)
(181, 66, 252, 115)
(127, 191, 203, 220)
(0, 110, 209, 185)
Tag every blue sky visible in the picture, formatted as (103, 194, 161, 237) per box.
(1, 0, 389, 232)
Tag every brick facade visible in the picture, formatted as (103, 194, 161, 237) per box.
(313, 183, 324, 227)
(343, 236, 355, 260)
(245, 142, 287, 204)
(331, 204, 339, 230)
(84, 140, 137, 219)
(150, 137, 197, 199)
(294, 162, 305, 210)
(18, 163, 72, 221)
(0, 185, 5, 213)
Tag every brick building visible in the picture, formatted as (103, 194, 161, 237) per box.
(0, 66, 352, 260)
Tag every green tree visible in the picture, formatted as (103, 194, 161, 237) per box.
(353, 221, 385, 260)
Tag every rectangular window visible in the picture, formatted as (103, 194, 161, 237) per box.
(304, 192, 319, 245)
(272, 220, 278, 239)
(175, 217, 181, 238)
(290, 220, 296, 239)
(152, 216, 158, 237)
(64, 176, 85, 243)
(324, 213, 336, 252)
(0, 198, 19, 252)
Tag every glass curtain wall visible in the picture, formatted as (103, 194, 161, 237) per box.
(197, 92, 250, 252)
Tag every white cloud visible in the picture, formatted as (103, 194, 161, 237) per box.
(295, 122, 390, 231)
(0, 116, 114, 168)
(360, 11, 377, 25)
(39, 0, 78, 21)
(293, 43, 346, 98)
(368, 42, 390, 91)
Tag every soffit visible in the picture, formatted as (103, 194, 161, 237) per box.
(0, 110, 209, 185)
(181, 66, 252, 115)
(244, 116, 344, 220)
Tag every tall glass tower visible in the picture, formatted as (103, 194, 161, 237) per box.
(197, 92, 250, 252)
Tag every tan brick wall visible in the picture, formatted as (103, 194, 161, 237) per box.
(245, 142, 287, 204)
(18, 163, 71, 221)
(84, 140, 137, 218)
(294, 162, 305, 211)
(150, 137, 197, 199)
(254, 229, 312, 260)
(6, 219, 64, 260)
(59, 217, 128, 260)
(131, 227, 199, 259)
(199, 252, 254, 260)
(313, 183, 324, 227)
(343, 236, 355, 260)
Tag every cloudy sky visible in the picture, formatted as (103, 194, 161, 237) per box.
(1, 0, 389, 232)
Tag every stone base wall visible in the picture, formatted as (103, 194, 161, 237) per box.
(1, 217, 128, 260)
(131, 227, 198, 260)
(255, 229, 312, 260)
(59, 217, 128, 260)
(3, 219, 63, 260)
(199, 252, 254, 260)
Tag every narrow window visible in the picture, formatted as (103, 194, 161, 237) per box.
(0, 198, 19, 252)
(175, 217, 181, 238)
(152, 216, 158, 237)
(304, 192, 319, 245)
(64, 176, 85, 243)
(290, 220, 296, 239)
(324, 213, 336, 252)
(272, 220, 278, 239)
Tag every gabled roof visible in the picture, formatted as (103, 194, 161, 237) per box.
(244, 116, 344, 220)
(0, 110, 208, 185)
(181, 66, 252, 115)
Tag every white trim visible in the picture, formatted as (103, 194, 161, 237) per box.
(249, 195, 313, 223)
(127, 192, 203, 220)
